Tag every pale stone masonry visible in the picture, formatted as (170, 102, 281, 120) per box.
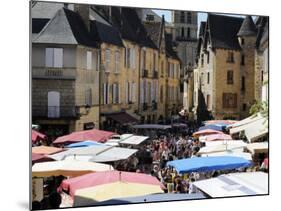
(193, 14, 264, 121)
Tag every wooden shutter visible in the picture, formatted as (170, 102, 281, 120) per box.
(45, 48, 54, 67)
(54, 48, 63, 68)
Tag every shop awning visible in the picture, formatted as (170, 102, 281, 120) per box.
(198, 142, 247, 155)
(194, 172, 268, 197)
(106, 112, 138, 124)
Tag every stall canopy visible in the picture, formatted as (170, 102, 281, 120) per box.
(66, 141, 104, 148)
(198, 125, 224, 132)
(32, 129, 46, 143)
(193, 129, 223, 137)
(48, 145, 138, 163)
(32, 160, 114, 177)
(74, 181, 163, 204)
(194, 172, 268, 197)
(132, 124, 172, 130)
(229, 113, 264, 135)
(78, 193, 206, 206)
(32, 153, 54, 165)
(198, 142, 247, 155)
(53, 129, 116, 145)
(32, 146, 64, 155)
(120, 135, 149, 145)
(244, 118, 268, 142)
(199, 134, 232, 142)
(61, 170, 163, 198)
(166, 156, 252, 174)
(203, 140, 246, 147)
(202, 152, 252, 161)
(246, 142, 268, 154)
(228, 113, 263, 129)
(204, 120, 237, 125)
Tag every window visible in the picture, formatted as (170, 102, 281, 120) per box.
(227, 52, 234, 63)
(103, 83, 109, 104)
(227, 70, 234, 84)
(242, 103, 247, 111)
(146, 14, 154, 21)
(187, 12, 192, 24)
(125, 48, 131, 68)
(207, 51, 210, 64)
(114, 51, 120, 73)
(207, 72, 210, 84)
(153, 52, 156, 71)
(45, 48, 63, 68)
(105, 49, 110, 72)
(241, 38, 244, 45)
(132, 82, 136, 103)
(85, 88, 92, 106)
(201, 54, 204, 67)
(241, 76, 245, 92)
(92, 51, 99, 71)
(112, 83, 119, 104)
(181, 27, 185, 37)
(161, 61, 164, 76)
(261, 70, 264, 82)
(187, 27, 190, 38)
(222, 93, 237, 108)
(47, 91, 60, 118)
(160, 86, 163, 103)
(180, 11, 185, 23)
(206, 94, 210, 110)
(241, 55, 245, 65)
(86, 51, 92, 70)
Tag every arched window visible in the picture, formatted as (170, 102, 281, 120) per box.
(48, 91, 60, 118)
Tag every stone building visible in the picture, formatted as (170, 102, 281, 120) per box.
(194, 14, 258, 120)
(255, 16, 269, 102)
(32, 4, 100, 136)
(142, 16, 182, 123)
(170, 11, 198, 112)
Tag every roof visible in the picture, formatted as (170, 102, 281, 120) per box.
(237, 15, 257, 37)
(165, 33, 180, 60)
(32, 18, 50, 34)
(194, 172, 268, 197)
(207, 14, 244, 50)
(33, 8, 98, 48)
(90, 20, 124, 47)
(256, 16, 269, 48)
(143, 22, 161, 47)
(31, 2, 65, 19)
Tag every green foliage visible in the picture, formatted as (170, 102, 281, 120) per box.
(249, 100, 268, 119)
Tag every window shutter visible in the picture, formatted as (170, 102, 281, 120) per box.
(124, 48, 127, 68)
(132, 82, 136, 102)
(87, 51, 92, 70)
(129, 82, 133, 102)
(107, 84, 110, 104)
(54, 48, 63, 68)
(155, 80, 158, 102)
(103, 83, 106, 104)
(118, 84, 121, 103)
(125, 81, 128, 103)
(140, 80, 144, 103)
(112, 84, 116, 103)
(45, 48, 54, 67)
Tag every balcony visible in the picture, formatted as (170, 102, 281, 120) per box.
(32, 106, 79, 119)
(32, 67, 76, 80)
(141, 69, 148, 78)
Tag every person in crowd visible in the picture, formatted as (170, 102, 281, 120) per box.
(32, 201, 41, 210)
(48, 192, 62, 209)
(188, 178, 197, 194)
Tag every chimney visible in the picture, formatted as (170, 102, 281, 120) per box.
(74, 4, 90, 31)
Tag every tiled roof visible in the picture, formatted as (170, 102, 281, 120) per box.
(208, 14, 244, 50)
(33, 8, 98, 48)
(237, 15, 257, 37)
